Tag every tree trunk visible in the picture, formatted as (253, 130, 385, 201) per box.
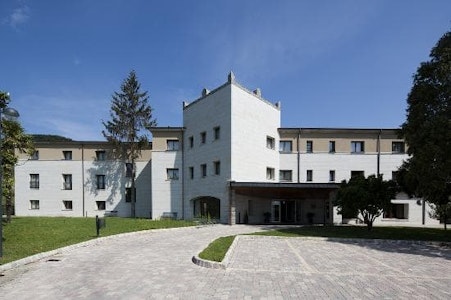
(130, 159, 136, 218)
(6, 198, 11, 223)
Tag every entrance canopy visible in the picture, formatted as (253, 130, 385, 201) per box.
(229, 182, 339, 198)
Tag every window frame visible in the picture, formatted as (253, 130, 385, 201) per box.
(306, 140, 313, 153)
(329, 141, 336, 153)
(329, 170, 336, 182)
(166, 168, 179, 180)
(306, 170, 313, 182)
(279, 140, 292, 153)
(189, 167, 194, 179)
(63, 151, 72, 160)
(213, 126, 220, 140)
(96, 201, 106, 211)
(30, 174, 39, 189)
(63, 174, 72, 190)
(166, 139, 180, 151)
(30, 151, 39, 160)
(351, 141, 365, 153)
(30, 200, 40, 210)
(266, 167, 275, 180)
(96, 175, 106, 190)
(96, 150, 106, 161)
(213, 161, 220, 175)
(201, 164, 207, 177)
(62, 200, 73, 210)
(200, 132, 207, 144)
(279, 170, 293, 182)
(266, 136, 275, 150)
(392, 141, 405, 154)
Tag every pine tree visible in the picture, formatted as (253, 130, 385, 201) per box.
(102, 71, 156, 217)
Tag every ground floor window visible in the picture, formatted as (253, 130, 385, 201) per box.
(383, 203, 408, 219)
(63, 200, 73, 210)
(193, 197, 220, 219)
(30, 200, 39, 210)
(96, 201, 106, 211)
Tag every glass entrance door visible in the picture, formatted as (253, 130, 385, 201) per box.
(271, 200, 281, 223)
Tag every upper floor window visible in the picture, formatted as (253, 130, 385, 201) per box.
(30, 151, 39, 160)
(189, 167, 194, 179)
(30, 174, 39, 189)
(351, 170, 365, 178)
(279, 141, 292, 153)
(96, 175, 106, 190)
(351, 141, 365, 153)
(214, 161, 221, 175)
(96, 150, 106, 161)
(329, 141, 336, 153)
(306, 170, 313, 182)
(392, 142, 405, 154)
(189, 136, 194, 148)
(279, 170, 292, 182)
(167, 168, 179, 180)
(214, 126, 220, 140)
(266, 167, 275, 180)
(200, 132, 207, 144)
(201, 164, 207, 177)
(125, 163, 133, 178)
(266, 136, 275, 149)
(63, 151, 72, 160)
(63, 174, 72, 190)
(306, 141, 313, 153)
(167, 140, 179, 151)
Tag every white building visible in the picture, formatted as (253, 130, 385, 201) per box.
(14, 73, 439, 226)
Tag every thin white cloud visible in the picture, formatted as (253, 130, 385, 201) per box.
(5, 5, 30, 28)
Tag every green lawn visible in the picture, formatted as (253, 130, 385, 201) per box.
(199, 225, 451, 262)
(1, 217, 195, 265)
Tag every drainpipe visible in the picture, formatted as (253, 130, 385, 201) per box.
(297, 129, 301, 183)
(377, 129, 381, 177)
(181, 129, 185, 220)
(81, 143, 85, 217)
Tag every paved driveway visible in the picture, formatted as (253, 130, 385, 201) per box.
(0, 225, 450, 299)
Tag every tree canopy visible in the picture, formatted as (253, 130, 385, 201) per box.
(102, 70, 156, 217)
(334, 175, 397, 230)
(400, 30, 451, 228)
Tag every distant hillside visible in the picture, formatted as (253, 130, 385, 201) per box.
(32, 134, 73, 142)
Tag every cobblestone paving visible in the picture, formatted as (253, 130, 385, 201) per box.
(0, 225, 450, 299)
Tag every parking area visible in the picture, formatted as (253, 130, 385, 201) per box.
(0, 225, 450, 299)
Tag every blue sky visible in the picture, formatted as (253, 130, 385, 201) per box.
(1, 0, 450, 141)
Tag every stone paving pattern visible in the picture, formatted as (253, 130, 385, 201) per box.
(0, 225, 450, 299)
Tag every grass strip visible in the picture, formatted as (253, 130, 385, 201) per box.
(199, 226, 451, 262)
(1, 217, 195, 265)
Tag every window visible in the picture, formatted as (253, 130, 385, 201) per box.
(214, 126, 220, 140)
(189, 167, 194, 179)
(329, 170, 336, 182)
(201, 164, 207, 177)
(200, 132, 206, 144)
(125, 163, 133, 178)
(351, 170, 365, 178)
(279, 170, 292, 182)
(351, 141, 365, 153)
(392, 142, 405, 154)
(214, 161, 220, 175)
(63, 200, 73, 210)
(30, 174, 39, 189)
(30, 200, 39, 210)
(167, 168, 179, 180)
(266, 136, 275, 149)
(96, 150, 106, 161)
(63, 151, 72, 160)
(96, 201, 106, 211)
(189, 136, 194, 148)
(329, 141, 336, 153)
(306, 141, 313, 153)
(279, 141, 292, 152)
(266, 167, 275, 180)
(167, 140, 179, 151)
(63, 174, 72, 190)
(96, 175, 106, 189)
(30, 151, 39, 160)
(306, 170, 313, 182)
(384, 204, 408, 219)
(392, 171, 399, 182)
(125, 187, 136, 202)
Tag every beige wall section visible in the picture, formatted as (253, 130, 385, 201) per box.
(279, 129, 404, 154)
(16, 142, 152, 161)
(151, 129, 184, 151)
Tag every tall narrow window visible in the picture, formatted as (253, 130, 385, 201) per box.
(125, 187, 136, 202)
(63, 151, 72, 160)
(63, 174, 72, 190)
(214, 126, 220, 140)
(351, 141, 365, 153)
(306, 170, 313, 182)
(266, 136, 275, 149)
(279, 141, 292, 152)
(189, 167, 194, 179)
(96, 175, 106, 189)
(167, 168, 179, 180)
(167, 140, 179, 151)
(200, 132, 206, 144)
(96, 150, 106, 161)
(329, 170, 336, 182)
(125, 163, 133, 178)
(30, 174, 39, 189)
(306, 141, 313, 153)
(201, 164, 207, 177)
(329, 141, 336, 153)
(189, 136, 194, 148)
(214, 161, 221, 175)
